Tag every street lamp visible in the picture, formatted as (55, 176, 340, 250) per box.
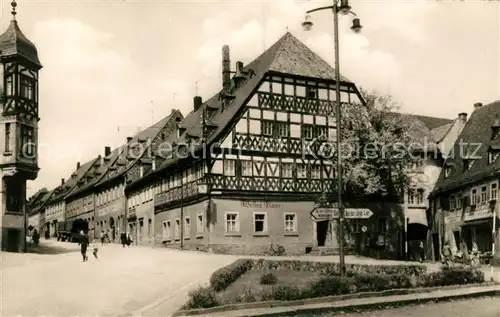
(302, 0, 363, 277)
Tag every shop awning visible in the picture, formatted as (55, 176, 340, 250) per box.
(460, 218, 492, 227)
(406, 208, 428, 227)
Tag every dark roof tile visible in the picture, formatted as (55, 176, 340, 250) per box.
(431, 100, 500, 195)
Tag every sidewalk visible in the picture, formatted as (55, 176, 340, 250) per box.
(188, 285, 500, 317)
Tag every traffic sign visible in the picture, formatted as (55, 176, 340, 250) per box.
(310, 207, 373, 221)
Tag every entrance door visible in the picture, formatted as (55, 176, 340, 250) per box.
(316, 221, 329, 247)
(432, 233, 440, 261)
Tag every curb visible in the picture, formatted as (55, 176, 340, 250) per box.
(173, 282, 498, 317)
(247, 288, 500, 317)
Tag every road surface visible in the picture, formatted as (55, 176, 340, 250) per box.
(1, 240, 237, 317)
(299, 297, 500, 317)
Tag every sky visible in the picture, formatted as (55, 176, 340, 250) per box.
(0, 0, 497, 196)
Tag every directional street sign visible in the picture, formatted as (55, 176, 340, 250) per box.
(310, 207, 374, 221)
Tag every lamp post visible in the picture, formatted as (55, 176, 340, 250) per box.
(302, 0, 362, 277)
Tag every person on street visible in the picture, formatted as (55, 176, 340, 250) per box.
(442, 241, 452, 265)
(32, 229, 40, 247)
(418, 240, 425, 263)
(91, 238, 99, 259)
(100, 230, 105, 245)
(120, 232, 127, 247)
(80, 231, 89, 262)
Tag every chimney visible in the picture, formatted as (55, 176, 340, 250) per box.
(458, 112, 467, 123)
(127, 137, 133, 143)
(61, 178, 65, 186)
(76, 161, 81, 169)
(233, 61, 245, 87)
(222, 45, 231, 89)
(104, 146, 111, 157)
(193, 96, 203, 112)
(474, 102, 483, 110)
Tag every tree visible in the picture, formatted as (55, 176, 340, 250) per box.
(325, 88, 427, 200)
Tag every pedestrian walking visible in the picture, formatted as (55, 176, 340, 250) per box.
(80, 231, 89, 262)
(91, 239, 99, 259)
(100, 230, 105, 245)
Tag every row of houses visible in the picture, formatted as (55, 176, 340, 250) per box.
(27, 32, 498, 260)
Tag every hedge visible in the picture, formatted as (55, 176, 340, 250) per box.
(184, 264, 485, 310)
(250, 259, 427, 276)
(209, 259, 253, 292)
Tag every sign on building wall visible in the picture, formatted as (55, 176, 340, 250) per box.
(310, 207, 373, 221)
(240, 201, 281, 208)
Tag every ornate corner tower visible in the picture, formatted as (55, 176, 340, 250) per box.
(0, 1, 42, 252)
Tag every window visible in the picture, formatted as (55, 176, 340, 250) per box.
(463, 159, 474, 171)
(449, 195, 456, 210)
(148, 218, 152, 238)
(262, 120, 273, 136)
(297, 164, 307, 179)
(175, 219, 180, 239)
(224, 160, 235, 176)
(407, 189, 415, 205)
(261, 120, 290, 138)
(306, 86, 317, 99)
(351, 219, 362, 233)
(20, 125, 35, 157)
(378, 217, 387, 233)
(162, 221, 171, 240)
(489, 151, 500, 164)
(184, 218, 190, 239)
(197, 214, 204, 233)
(225, 213, 239, 233)
(20, 77, 35, 100)
(314, 126, 328, 139)
(254, 213, 267, 233)
(444, 167, 452, 178)
(5, 76, 13, 96)
(284, 213, 297, 233)
(471, 188, 478, 205)
(491, 183, 498, 201)
(276, 122, 290, 137)
(311, 165, 321, 179)
(241, 161, 252, 176)
(301, 125, 313, 140)
(281, 163, 293, 178)
(481, 186, 488, 203)
(416, 189, 424, 205)
(4, 122, 10, 152)
(456, 193, 462, 209)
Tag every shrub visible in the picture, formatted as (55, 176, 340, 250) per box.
(270, 284, 303, 301)
(233, 286, 257, 304)
(306, 276, 356, 298)
(250, 259, 427, 276)
(260, 271, 278, 285)
(182, 286, 219, 310)
(424, 266, 484, 287)
(210, 259, 253, 292)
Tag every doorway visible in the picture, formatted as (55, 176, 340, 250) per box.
(316, 221, 329, 247)
(432, 233, 440, 261)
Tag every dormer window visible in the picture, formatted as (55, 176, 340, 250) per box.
(463, 159, 474, 171)
(491, 118, 500, 139)
(444, 166, 452, 178)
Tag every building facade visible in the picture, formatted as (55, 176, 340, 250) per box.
(0, 3, 43, 252)
(429, 101, 500, 261)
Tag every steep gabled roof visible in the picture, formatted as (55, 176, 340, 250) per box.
(127, 32, 359, 190)
(67, 146, 125, 199)
(431, 100, 500, 196)
(398, 113, 454, 143)
(45, 158, 98, 205)
(95, 112, 181, 187)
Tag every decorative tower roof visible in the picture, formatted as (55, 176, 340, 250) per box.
(0, 1, 42, 68)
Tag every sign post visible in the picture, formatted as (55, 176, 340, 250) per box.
(310, 207, 373, 221)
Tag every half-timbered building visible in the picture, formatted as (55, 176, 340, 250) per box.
(127, 32, 367, 255)
(63, 111, 182, 242)
(429, 101, 500, 262)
